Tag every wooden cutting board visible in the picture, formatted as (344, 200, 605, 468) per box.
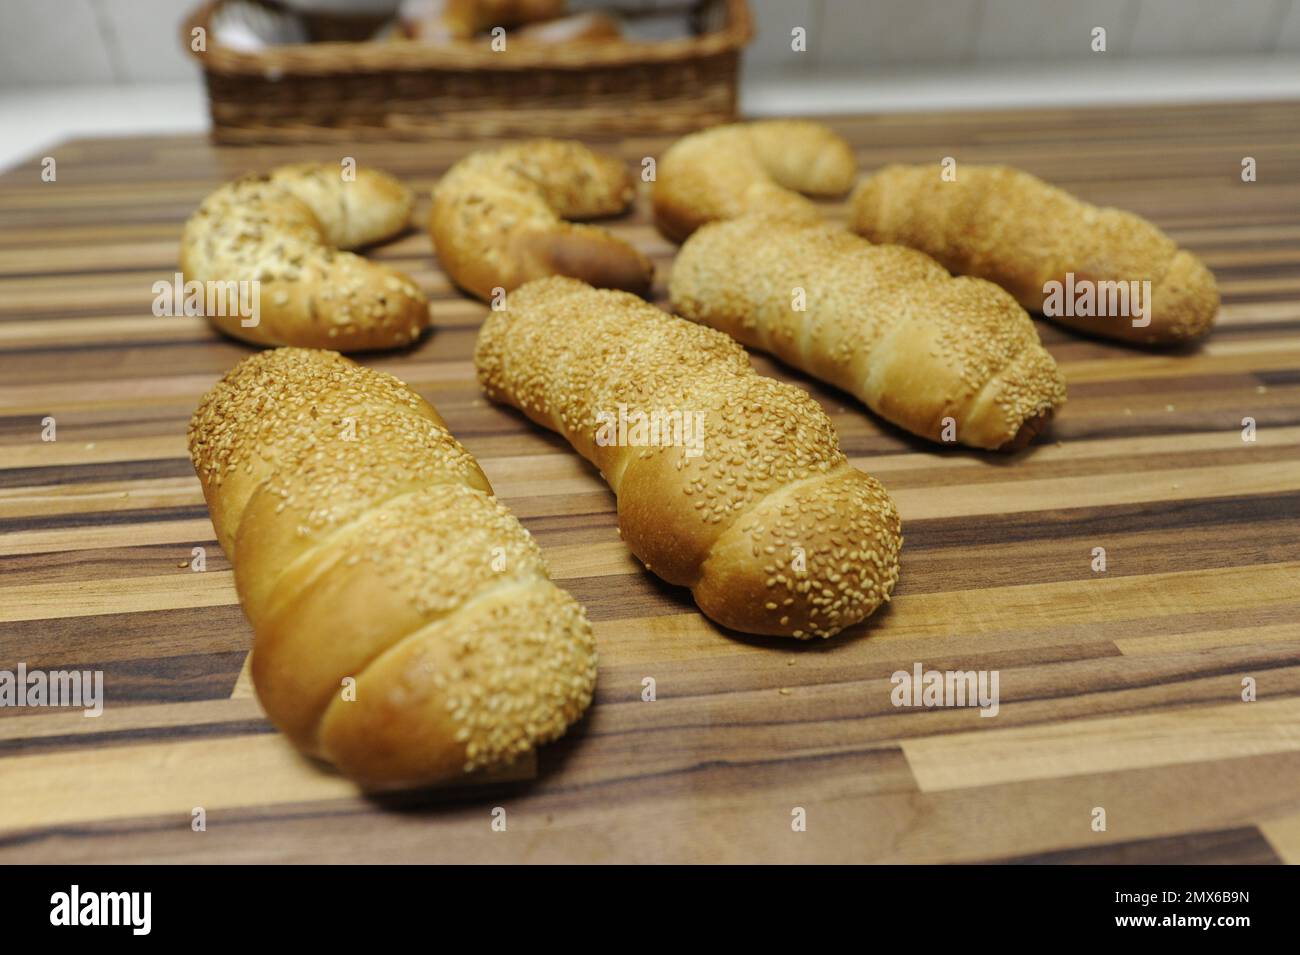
(1, 101, 1299, 864)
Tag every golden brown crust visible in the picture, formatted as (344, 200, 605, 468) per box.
(513, 11, 621, 43)
(180, 164, 428, 351)
(999, 409, 1053, 452)
(317, 578, 592, 787)
(268, 163, 413, 250)
(429, 140, 652, 301)
(653, 121, 857, 242)
(850, 163, 1220, 345)
(187, 347, 596, 790)
(405, 0, 567, 40)
(669, 217, 1067, 451)
(474, 276, 903, 639)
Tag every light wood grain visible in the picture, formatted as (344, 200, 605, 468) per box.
(902, 698, 1300, 793)
(0, 732, 536, 830)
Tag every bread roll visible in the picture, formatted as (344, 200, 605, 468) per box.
(402, 0, 567, 41)
(513, 11, 621, 43)
(475, 277, 902, 639)
(851, 163, 1219, 345)
(653, 120, 857, 243)
(181, 163, 429, 351)
(188, 347, 596, 790)
(671, 216, 1066, 450)
(430, 140, 652, 301)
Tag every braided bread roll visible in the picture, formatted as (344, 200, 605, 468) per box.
(475, 277, 902, 639)
(188, 348, 596, 790)
(671, 217, 1067, 451)
(181, 164, 429, 351)
(430, 140, 653, 302)
(851, 164, 1220, 345)
(653, 121, 857, 243)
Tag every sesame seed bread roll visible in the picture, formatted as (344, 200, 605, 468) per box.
(850, 164, 1220, 345)
(181, 164, 429, 351)
(670, 217, 1067, 451)
(429, 140, 653, 302)
(188, 348, 596, 790)
(653, 121, 857, 243)
(474, 277, 902, 639)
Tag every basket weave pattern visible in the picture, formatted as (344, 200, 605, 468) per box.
(185, 0, 753, 143)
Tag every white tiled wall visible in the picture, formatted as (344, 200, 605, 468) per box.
(745, 0, 1298, 73)
(0, 0, 118, 87)
(1128, 0, 1293, 56)
(975, 0, 1140, 61)
(819, 0, 986, 67)
(98, 0, 203, 84)
(1283, 0, 1300, 44)
(0, 0, 199, 88)
(1, 0, 1298, 89)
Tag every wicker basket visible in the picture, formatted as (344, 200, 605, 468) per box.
(184, 0, 753, 143)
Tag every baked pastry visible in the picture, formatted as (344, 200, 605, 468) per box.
(475, 276, 902, 639)
(430, 140, 652, 301)
(181, 163, 428, 350)
(671, 216, 1066, 450)
(513, 11, 621, 43)
(653, 120, 857, 242)
(401, 0, 566, 41)
(850, 163, 1219, 345)
(188, 347, 596, 790)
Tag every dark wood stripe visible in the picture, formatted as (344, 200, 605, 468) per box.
(0, 719, 274, 759)
(994, 826, 1282, 865)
